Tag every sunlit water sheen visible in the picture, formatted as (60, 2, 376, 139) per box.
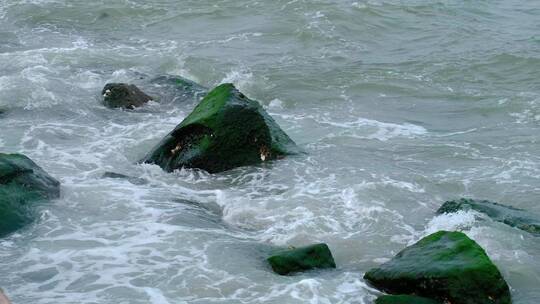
(1, 0, 539, 303)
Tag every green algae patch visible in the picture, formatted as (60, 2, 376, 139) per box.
(142, 83, 299, 173)
(364, 231, 511, 304)
(0, 153, 60, 237)
(375, 295, 440, 304)
(438, 198, 540, 236)
(267, 243, 336, 275)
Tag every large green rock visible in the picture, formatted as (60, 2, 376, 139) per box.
(141, 83, 299, 173)
(375, 295, 439, 304)
(267, 243, 336, 275)
(364, 231, 511, 304)
(0, 153, 60, 237)
(438, 198, 540, 236)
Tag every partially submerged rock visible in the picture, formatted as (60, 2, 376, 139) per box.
(364, 231, 511, 304)
(141, 83, 299, 173)
(102, 171, 147, 185)
(375, 295, 439, 304)
(102, 83, 153, 109)
(150, 75, 208, 102)
(0, 153, 60, 237)
(267, 243, 336, 275)
(438, 198, 540, 236)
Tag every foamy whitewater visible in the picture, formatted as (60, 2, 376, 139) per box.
(1, 0, 539, 303)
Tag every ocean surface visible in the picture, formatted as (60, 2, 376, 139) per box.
(1, 0, 539, 303)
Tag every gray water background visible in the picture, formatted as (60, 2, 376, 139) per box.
(0, 0, 539, 303)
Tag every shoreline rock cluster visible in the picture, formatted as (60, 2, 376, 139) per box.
(3, 75, 536, 303)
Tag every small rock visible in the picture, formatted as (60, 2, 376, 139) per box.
(101, 171, 147, 185)
(438, 198, 540, 236)
(364, 231, 511, 304)
(101, 83, 153, 109)
(267, 243, 336, 275)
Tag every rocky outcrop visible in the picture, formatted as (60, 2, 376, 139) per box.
(375, 295, 439, 304)
(267, 243, 336, 275)
(141, 83, 299, 173)
(0, 153, 60, 237)
(364, 231, 511, 304)
(438, 198, 540, 236)
(102, 83, 153, 109)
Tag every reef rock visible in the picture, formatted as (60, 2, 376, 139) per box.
(267, 243, 336, 275)
(438, 198, 540, 236)
(141, 83, 299, 173)
(0, 153, 60, 237)
(102, 83, 153, 109)
(364, 231, 511, 304)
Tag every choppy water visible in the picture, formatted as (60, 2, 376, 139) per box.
(1, 0, 539, 303)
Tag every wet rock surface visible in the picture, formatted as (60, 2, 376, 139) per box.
(102, 83, 153, 109)
(141, 83, 299, 173)
(438, 198, 540, 236)
(364, 231, 511, 304)
(375, 295, 440, 304)
(267, 243, 336, 275)
(0, 153, 60, 237)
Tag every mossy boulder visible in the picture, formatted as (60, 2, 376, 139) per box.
(0, 153, 60, 237)
(438, 198, 540, 236)
(102, 83, 153, 109)
(364, 231, 511, 304)
(141, 83, 299, 173)
(375, 295, 439, 304)
(267, 243, 336, 275)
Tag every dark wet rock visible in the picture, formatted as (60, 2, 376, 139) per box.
(375, 295, 439, 304)
(267, 243, 336, 275)
(151, 75, 207, 95)
(141, 83, 299, 173)
(364, 231, 511, 304)
(0, 153, 60, 237)
(102, 83, 153, 109)
(438, 198, 540, 236)
(147, 75, 208, 105)
(101, 171, 147, 185)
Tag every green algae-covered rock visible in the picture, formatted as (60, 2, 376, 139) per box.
(0, 153, 60, 237)
(364, 231, 511, 304)
(267, 243, 336, 275)
(142, 83, 299, 173)
(375, 295, 439, 304)
(438, 198, 540, 236)
(102, 83, 153, 109)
